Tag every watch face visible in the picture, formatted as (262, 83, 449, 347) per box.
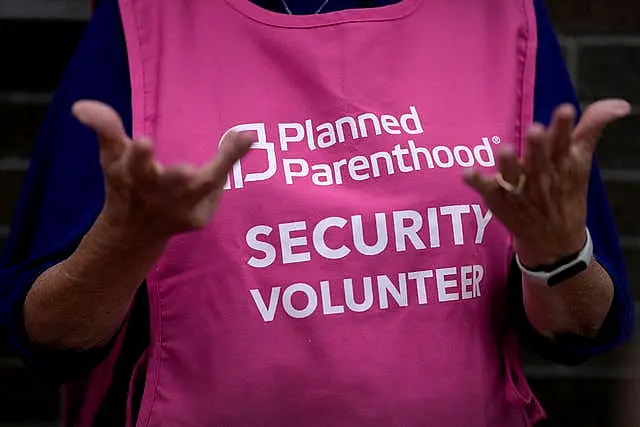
(548, 261, 589, 287)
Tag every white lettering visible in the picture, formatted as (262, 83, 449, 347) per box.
(313, 217, 350, 260)
(370, 151, 395, 177)
(381, 114, 401, 134)
(246, 225, 276, 268)
(427, 207, 440, 248)
(250, 287, 281, 322)
(336, 116, 358, 143)
(440, 205, 470, 246)
(305, 119, 317, 150)
(283, 158, 309, 184)
(433, 146, 454, 168)
(320, 281, 344, 315)
(472, 204, 492, 244)
(250, 264, 486, 322)
(278, 123, 305, 151)
(436, 267, 459, 302)
(476, 138, 496, 167)
(391, 144, 413, 173)
(400, 106, 424, 135)
(408, 270, 433, 304)
(358, 113, 383, 138)
(344, 277, 374, 312)
(279, 221, 311, 264)
(246, 206, 489, 267)
(378, 274, 409, 309)
(311, 164, 333, 186)
(453, 145, 474, 168)
(393, 210, 426, 252)
(473, 265, 484, 297)
(332, 159, 348, 185)
(317, 123, 337, 149)
(461, 265, 474, 300)
(282, 283, 317, 319)
(348, 156, 371, 181)
(408, 140, 434, 170)
(352, 213, 388, 256)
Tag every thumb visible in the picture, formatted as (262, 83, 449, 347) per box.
(195, 130, 254, 193)
(72, 100, 130, 163)
(573, 99, 631, 154)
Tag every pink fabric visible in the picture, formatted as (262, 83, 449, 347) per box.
(118, 0, 544, 425)
(62, 320, 128, 427)
(126, 349, 149, 427)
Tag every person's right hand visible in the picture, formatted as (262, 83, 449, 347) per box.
(73, 100, 253, 246)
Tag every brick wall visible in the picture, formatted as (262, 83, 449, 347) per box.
(0, 1, 638, 426)
(526, 2, 640, 426)
(0, 13, 86, 426)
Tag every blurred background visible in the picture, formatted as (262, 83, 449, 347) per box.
(0, 0, 639, 426)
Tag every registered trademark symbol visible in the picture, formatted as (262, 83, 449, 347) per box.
(491, 136, 501, 144)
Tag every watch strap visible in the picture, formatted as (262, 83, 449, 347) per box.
(515, 228, 593, 286)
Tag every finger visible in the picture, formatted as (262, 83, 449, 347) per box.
(548, 104, 576, 163)
(497, 144, 523, 185)
(72, 100, 130, 164)
(523, 123, 549, 176)
(158, 164, 197, 196)
(193, 130, 254, 194)
(463, 169, 499, 199)
(126, 138, 160, 185)
(573, 99, 631, 155)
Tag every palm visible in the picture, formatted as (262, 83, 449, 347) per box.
(74, 100, 253, 241)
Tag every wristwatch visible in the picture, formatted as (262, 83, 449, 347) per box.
(515, 228, 593, 287)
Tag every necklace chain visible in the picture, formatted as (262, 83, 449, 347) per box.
(280, 0, 330, 14)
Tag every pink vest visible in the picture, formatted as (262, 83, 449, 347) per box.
(80, 0, 546, 425)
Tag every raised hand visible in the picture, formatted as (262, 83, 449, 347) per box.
(464, 99, 630, 267)
(73, 100, 253, 245)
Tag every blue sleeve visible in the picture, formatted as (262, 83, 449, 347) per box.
(0, 0, 133, 382)
(509, 0, 635, 364)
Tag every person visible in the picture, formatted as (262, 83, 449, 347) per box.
(0, 0, 634, 425)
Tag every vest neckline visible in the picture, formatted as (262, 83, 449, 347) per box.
(224, 0, 422, 28)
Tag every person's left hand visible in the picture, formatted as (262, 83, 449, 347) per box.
(463, 99, 630, 268)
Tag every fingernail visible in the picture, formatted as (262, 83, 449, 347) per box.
(608, 99, 632, 116)
(71, 102, 86, 121)
(527, 122, 546, 136)
(558, 103, 577, 116)
(462, 168, 476, 179)
(616, 100, 632, 116)
(498, 144, 517, 156)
